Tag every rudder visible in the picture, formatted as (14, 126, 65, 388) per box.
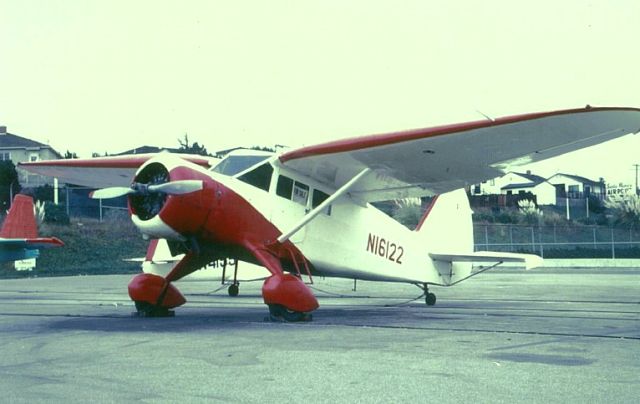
(415, 188, 474, 284)
(0, 195, 38, 239)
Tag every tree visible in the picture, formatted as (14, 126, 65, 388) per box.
(64, 150, 78, 159)
(178, 134, 210, 156)
(0, 161, 21, 209)
(605, 195, 640, 227)
(250, 146, 276, 153)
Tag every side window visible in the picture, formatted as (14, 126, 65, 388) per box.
(312, 189, 331, 215)
(292, 182, 309, 205)
(276, 175, 294, 199)
(237, 163, 273, 191)
(276, 175, 309, 206)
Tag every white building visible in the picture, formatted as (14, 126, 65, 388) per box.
(472, 171, 556, 205)
(546, 173, 605, 200)
(0, 126, 62, 187)
(472, 171, 604, 206)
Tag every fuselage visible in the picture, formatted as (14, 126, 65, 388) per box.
(129, 151, 450, 285)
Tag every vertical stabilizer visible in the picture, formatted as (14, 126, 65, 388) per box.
(415, 188, 474, 284)
(0, 195, 38, 239)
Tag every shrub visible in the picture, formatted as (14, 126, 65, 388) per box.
(517, 199, 543, 225)
(43, 201, 70, 225)
(605, 195, 640, 227)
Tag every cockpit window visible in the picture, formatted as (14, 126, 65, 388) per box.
(212, 155, 270, 176)
(237, 163, 273, 191)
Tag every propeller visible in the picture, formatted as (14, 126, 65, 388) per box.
(90, 180, 204, 199)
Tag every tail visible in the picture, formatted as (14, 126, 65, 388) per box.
(415, 188, 474, 284)
(415, 188, 474, 253)
(1, 194, 38, 239)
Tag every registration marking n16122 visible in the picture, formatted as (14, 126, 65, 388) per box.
(366, 233, 404, 264)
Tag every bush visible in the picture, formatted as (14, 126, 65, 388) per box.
(392, 203, 423, 229)
(605, 195, 640, 227)
(43, 202, 70, 225)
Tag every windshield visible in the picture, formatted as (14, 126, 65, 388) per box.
(211, 155, 271, 176)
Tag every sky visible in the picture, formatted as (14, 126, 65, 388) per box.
(1, 1, 639, 184)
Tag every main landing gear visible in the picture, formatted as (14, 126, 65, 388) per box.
(267, 304, 312, 322)
(134, 301, 175, 317)
(128, 273, 186, 317)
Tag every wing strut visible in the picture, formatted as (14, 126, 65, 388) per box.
(277, 168, 371, 244)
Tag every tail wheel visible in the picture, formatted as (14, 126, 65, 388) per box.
(425, 293, 437, 306)
(228, 283, 239, 297)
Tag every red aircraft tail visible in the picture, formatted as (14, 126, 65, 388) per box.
(0, 194, 39, 239)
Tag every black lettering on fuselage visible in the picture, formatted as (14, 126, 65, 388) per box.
(366, 232, 404, 265)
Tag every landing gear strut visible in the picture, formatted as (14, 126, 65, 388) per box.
(222, 259, 240, 297)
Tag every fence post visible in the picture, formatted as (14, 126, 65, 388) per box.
(509, 225, 514, 252)
(611, 227, 615, 259)
(530, 226, 535, 254)
(99, 198, 103, 222)
(484, 226, 489, 250)
(66, 186, 70, 217)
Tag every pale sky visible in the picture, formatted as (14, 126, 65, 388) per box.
(1, 1, 639, 184)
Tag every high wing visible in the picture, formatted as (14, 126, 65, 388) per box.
(278, 107, 640, 201)
(20, 153, 217, 188)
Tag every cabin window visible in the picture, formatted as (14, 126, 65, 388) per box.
(312, 189, 331, 215)
(276, 175, 309, 206)
(292, 182, 309, 205)
(212, 155, 270, 176)
(237, 163, 273, 191)
(276, 175, 294, 199)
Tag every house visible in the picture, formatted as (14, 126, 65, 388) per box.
(0, 126, 62, 187)
(472, 170, 606, 206)
(546, 173, 606, 201)
(114, 145, 182, 155)
(472, 171, 557, 205)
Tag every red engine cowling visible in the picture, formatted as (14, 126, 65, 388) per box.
(128, 158, 216, 240)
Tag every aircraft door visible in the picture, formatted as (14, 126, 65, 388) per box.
(271, 174, 309, 244)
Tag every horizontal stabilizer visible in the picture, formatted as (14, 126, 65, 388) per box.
(429, 251, 543, 270)
(0, 237, 65, 249)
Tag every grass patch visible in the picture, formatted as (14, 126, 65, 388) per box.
(0, 218, 149, 279)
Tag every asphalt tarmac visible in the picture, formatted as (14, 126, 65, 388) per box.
(1, 268, 638, 403)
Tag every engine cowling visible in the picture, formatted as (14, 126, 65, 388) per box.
(128, 156, 215, 241)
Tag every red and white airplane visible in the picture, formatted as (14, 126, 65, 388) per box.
(0, 194, 64, 263)
(20, 106, 640, 320)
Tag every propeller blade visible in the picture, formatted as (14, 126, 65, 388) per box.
(147, 180, 204, 195)
(90, 187, 136, 199)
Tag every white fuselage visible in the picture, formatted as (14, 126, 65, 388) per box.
(212, 162, 446, 285)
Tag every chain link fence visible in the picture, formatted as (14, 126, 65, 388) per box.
(52, 186, 128, 221)
(474, 223, 640, 258)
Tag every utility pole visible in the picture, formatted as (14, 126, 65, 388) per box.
(634, 164, 640, 195)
